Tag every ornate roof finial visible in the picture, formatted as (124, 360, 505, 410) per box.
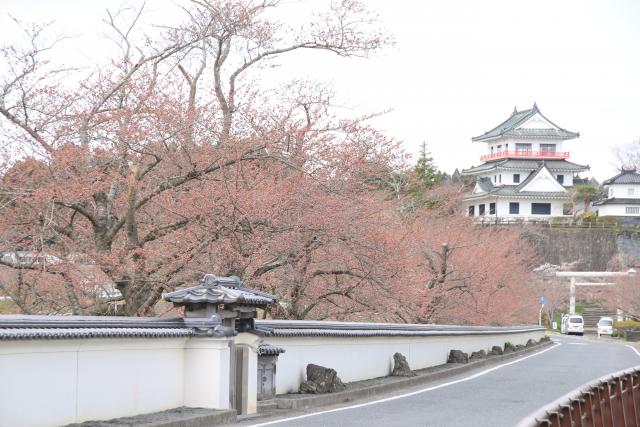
(532, 101, 538, 112)
(512, 106, 518, 116)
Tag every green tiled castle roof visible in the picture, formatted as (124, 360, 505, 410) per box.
(472, 103, 579, 142)
(461, 159, 589, 176)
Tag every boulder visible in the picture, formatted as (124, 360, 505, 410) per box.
(391, 352, 416, 377)
(515, 344, 525, 351)
(526, 339, 536, 347)
(447, 349, 468, 364)
(470, 350, 486, 360)
(488, 345, 503, 356)
(299, 364, 346, 394)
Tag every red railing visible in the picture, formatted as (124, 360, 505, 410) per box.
(517, 366, 640, 427)
(480, 151, 570, 162)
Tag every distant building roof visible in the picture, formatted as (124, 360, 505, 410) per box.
(593, 198, 640, 206)
(472, 103, 579, 142)
(462, 159, 589, 176)
(603, 169, 640, 185)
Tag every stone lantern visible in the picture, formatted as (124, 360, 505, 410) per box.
(163, 274, 277, 415)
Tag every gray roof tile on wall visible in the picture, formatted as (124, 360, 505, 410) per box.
(253, 320, 544, 338)
(257, 343, 286, 356)
(0, 327, 194, 341)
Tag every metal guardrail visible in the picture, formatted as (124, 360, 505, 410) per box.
(517, 365, 640, 427)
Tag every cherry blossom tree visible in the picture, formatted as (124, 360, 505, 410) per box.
(0, 0, 389, 315)
(0, 1, 537, 325)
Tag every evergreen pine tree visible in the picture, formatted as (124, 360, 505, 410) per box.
(414, 142, 442, 188)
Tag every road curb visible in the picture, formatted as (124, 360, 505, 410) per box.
(65, 407, 238, 427)
(263, 340, 554, 411)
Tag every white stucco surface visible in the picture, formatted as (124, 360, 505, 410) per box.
(608, 184, 640, 199)
(597, 204, 640, 217)
(0, 336, 231, 427)
(264, 330, 544, 394)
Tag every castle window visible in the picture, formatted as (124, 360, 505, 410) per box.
(468, 206, 475, 216)
(532, 203, 551, 215)
(626, 207, 640, 214)
(513, 174, 520, 183)
(516, 143, 532, 152)
(479, 204, 485, 216)
(557, 175, 564, 185)
(509, 202, 519, 214)
(489, 203, 496, 215)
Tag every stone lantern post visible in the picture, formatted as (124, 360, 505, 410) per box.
(163, 274, 276, 415)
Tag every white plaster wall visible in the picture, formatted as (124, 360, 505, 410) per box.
(597, 204, 640, 217)
(485, 138, 565, 154)
(476, 170, 572, 187)
(183, 338, 231, 411)
(0, 336, 230, 427)
(265, 330, 543, 394)
(470, 198, 566, 218)
(608, 184, 640, 199)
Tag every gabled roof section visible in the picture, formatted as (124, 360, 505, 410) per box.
(603, 168, 640, 185)
(473, 177, 493, 194)
(461, 159, 589, 176)
(517, 163, 567, 194)
(472, 103, 579, 142)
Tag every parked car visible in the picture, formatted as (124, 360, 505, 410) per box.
(562, 314, 584, 336)
(597, 317, 614, 337)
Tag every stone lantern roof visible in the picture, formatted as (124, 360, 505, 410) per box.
(163, 274, 277, 333)
(164, 274, 276, 308)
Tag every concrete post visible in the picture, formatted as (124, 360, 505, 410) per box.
(569, 277, 576, 315)
(234, 333, 260, 415)
(183, 337, 231, 410)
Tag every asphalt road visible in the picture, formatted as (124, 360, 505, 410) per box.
(246, 335, 640, 427)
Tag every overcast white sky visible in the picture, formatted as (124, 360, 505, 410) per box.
(2, 0, 639, 180)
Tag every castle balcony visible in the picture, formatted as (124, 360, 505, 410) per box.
(480, 150, 570, 162)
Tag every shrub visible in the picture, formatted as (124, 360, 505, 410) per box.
(577, 211, 598, 223)
(614, 320, 640, 332)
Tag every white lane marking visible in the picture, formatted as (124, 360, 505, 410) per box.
(248, 343, 561, 427)
(626, 345, 640, 358)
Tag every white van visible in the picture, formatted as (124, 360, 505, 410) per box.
(562, 314, 584, 336)
(597, 317, 614, 337)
